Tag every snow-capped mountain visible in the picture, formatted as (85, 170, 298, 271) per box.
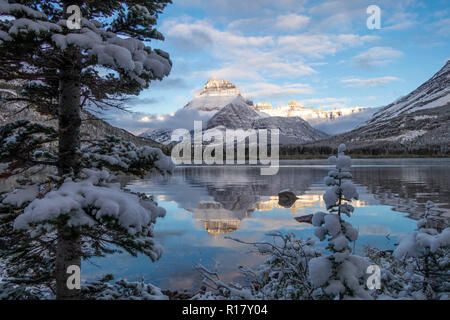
(365, 60, 450, 125)
(139, 128, 174, 145)
(307, 61, 450, 152)
(206, 97, 328, 145)
(255, 100, 367, 121)
(206, 96, 267, 130)
(184, 78, 250, 115)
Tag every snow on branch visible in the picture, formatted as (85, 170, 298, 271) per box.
(80, 135, 174, 176)
(13, 168, 166, 238)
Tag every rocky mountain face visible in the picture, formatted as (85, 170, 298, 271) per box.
(0, 96, 159, 148)
(255, 100, 367, 121)
(206, 97, 328, 145)
(184, 78, 251, 115)
(365, 60, 450, 125)
(139, 128, 174, 145)
(307, 61, 450, 154)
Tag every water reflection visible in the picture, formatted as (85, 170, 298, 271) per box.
(83, 159, 450, 291)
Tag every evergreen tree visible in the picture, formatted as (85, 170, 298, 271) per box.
(0, 0, 172, 299)
(393, 201, 450, 299)
(308, 144, 372, 299)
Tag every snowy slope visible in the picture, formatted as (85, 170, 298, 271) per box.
(206, 97, 328, 145)
(256, 101, 368, 121)
(139, 128, 174, 145)
(310, 107, 381, 135)
(206, 96, 267, 130)
(184, 78, 248, 115)
(305, 61, 450, 152)
(366, 60, 450, 125)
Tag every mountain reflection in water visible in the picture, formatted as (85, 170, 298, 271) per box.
(83, 159, 450, 291)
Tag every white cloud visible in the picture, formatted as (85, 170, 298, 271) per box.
(228, 14, 310, 33)
(163, 20, 274, 50)
(274, 14, 311, 31)
(341, 76, 402, 88)
(104, 108, 212, 135)
(244, 82, 313, 99)
(177, 0, 307, 16)
(298, 97, 351, 105)
(352, 47, 404, 67)
(383, 12, 418, 31)
(277, 34, 378, 59)
(163, 19, 319, 82)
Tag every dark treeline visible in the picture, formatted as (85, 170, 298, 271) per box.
(161, 142, 450, 160)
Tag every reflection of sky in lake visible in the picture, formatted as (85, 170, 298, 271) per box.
(83, 159, 450, 292)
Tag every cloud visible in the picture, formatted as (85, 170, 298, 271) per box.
(274, 14, 310, 31)
(228, 14, 310, 33)
(163, 18, 379, 82)
(151, 77, 189, 90)
(340, 76, 402, 88)
(177, 0, 307, 16)
(102, 107, 213, 135)
(244, 82, 313, 99)
(383, 12, 418, 31)
(306, 0, 421, 33)
(163, 19, 274, 51)
(352, 46, 404, 67)
(125, 96, 159, 106)
(277, 34, 378, 59)
(310, 107, 381, 135)
(431, 18, 450, 36)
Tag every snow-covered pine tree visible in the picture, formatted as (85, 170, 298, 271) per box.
(308, 144, 372, 299)
(0, 0, 172, 299)
(393, 201, 450, 299)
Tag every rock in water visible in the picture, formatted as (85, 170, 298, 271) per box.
(278, 190, 298, 208)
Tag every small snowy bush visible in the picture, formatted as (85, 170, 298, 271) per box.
(309, 144, 372, 300)
(193, 232, 320, 300)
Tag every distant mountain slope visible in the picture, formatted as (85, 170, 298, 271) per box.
(306, 61, 450, 155)
(309, 104, 449, 151)
(0, 98, 160, 148)
(139, 128, 174, 145)
(365, 60, 450, 125)
(206, 97, 328, 145)
(309, 107, 381, 135)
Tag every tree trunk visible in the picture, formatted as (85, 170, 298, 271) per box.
(55, 52, 82, 299)
(55, 228, 81, 299)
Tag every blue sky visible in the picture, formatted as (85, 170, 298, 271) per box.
(108, 0, 450, 134)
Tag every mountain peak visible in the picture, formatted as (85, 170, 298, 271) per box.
(200, 78, 241, 96)
(184, 78, 245, 114)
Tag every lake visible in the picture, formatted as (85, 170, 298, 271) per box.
(83, 159, 450, 292)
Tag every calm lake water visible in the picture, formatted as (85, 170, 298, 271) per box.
(84, 159, 450, 292)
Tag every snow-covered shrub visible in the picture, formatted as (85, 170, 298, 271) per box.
(393, 201, 449, 299)
(0, 125, 174, 298)
(309, 144, 372, 300)
(82, 275, 168, 300)
(363, 201, 449, 300)
(193, 232, 320, 300)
